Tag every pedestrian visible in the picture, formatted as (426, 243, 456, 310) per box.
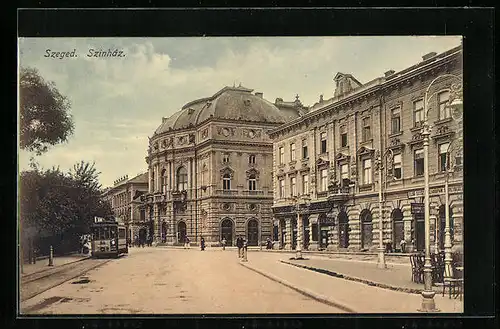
(221, 238, 226, 251)
(185, 236, 190, 249)
(266, 237, 272, 250)
(236, 236, 243, 258)
(200, 237, 205, 251)
(242, 237, 248, 258)
(400, 239, 406, 253)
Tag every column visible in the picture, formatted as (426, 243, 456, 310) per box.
(148, 167, 153, 193)
(277, 219, 282, 249)
(285, 218, 292, 250)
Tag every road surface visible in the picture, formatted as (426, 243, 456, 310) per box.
(20, 247, 344, 314)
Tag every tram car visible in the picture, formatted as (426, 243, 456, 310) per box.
(91, 217, 128, 258)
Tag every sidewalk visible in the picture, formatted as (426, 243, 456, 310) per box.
(239, 254, 463, 313)
(283, 257, 436, 294)
(21, 253, 91, 277)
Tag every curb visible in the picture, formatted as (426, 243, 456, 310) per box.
(239, 262, 357, 313)
(21, 256, 92, 280)
(280, 260, 429, 295)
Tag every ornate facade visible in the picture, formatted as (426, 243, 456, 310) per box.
(102, 173, 149, 241)
(143, 86, 304, 246)
(269, 45, 463, 253)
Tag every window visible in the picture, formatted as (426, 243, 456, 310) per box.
(362, 117, 371, 141)
(340, 125, 348, 147)
(363, 159, 372, 185)
(249, 155, 256, 164)
(340, 163, 349, 187)
(438, 90, 451, 120)
(248, 174, 256, 191)
(413, 99, 424, 127)
(177, 167, 188, 191)
(279, 179, 285, 198)
(320, 169, 328, 192)
(414, 149, 424, 176)
(223, 153, 230, 163)
(320, 132, 327, 153)
(161, 169, 167, 193)
(302, 174, 309, 195)
(393, 154, 402, 179)
(439, 143, 450, 172)
(290, 143, 296, 161)
(302, 139, 308, 159)
(290, 177, 297, 196)
(279, 147, 284, 165)
(391, 107, 401, 134)
(223, 173, 231, 190)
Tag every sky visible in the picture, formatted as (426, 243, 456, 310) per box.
(18, 36, 462, 188)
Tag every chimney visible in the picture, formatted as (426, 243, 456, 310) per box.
(255, 92, 263, 98)
(162, 117, 167, 123)
(384, 70, 395, 78)
(422, 52, 437, 61)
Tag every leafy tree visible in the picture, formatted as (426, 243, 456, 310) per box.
(19, 67, 74, 155)
(19, 161, 113, 256)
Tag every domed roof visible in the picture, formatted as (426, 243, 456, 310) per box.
(154, 86, 292, 134)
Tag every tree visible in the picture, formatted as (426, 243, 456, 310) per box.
(19, 67, 74, 155)
(19, 161, 113, 256)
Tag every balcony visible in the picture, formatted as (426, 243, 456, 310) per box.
(327, 185, 351, 202)
(215, 189, 239, 196)
(241, 190, 265, 196)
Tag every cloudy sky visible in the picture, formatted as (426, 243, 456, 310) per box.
(18, 36, 461, 187)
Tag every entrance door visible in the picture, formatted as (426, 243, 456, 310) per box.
(392, 209, 404, 251)
(139, 228, 147, 244)
(320, 230, 329, 248)
(415, 214, 425, 251)
(247, 219, 259, 246)
(161, 222, 167, 243)
(221, 219, 233, 246)
(361, 210, 373, 250)
(178, 221, 187, 243)
(292, 219, 297, 250)
(338, 212, 349, 248)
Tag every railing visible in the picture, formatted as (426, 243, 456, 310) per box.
(215, 189, 239, 196)
(241, 190, 265, 196)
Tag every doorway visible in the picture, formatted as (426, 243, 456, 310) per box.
(178, 221, 187, 243)
(392, 209, 404, 251)
(221, 219, 233, 246)
(360, 210, 373, 250)
(247, 219, 259, 246)
(415, 214, 425, 251)
(338, 211, 349, 248)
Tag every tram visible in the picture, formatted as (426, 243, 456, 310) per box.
(91, 217, 128, 258)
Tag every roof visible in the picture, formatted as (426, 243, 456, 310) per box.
(154, 85, 294, 134)
(128, 172, 148, 184)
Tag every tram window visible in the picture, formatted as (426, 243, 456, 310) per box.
(110, 227, 117, 239)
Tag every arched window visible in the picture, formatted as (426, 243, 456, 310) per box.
(161, 169, 167, 193)
(249, 155, 256, 164)
(177, 167, 188, 191)
(248, 174, 256, 191)
(223, 173, 231, 190)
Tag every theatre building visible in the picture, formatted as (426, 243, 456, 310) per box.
(269, 45, 463, 253)
(142, 85, 305, 246)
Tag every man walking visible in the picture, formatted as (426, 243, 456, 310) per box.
(236, 236, 243, 258)
(221, 237, 227, 251)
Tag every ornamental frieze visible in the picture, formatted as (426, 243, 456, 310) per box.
(217, 126, 235, 137)
(243, 128, 261, 139)
(201, 129, 209, 139)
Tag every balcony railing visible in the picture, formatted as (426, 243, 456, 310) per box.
(241, 190, 265, 196)
(215, 189, 239, 196)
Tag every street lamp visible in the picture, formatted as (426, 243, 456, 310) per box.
(419, 74, 462, 313)
(293, 195, 311, 260)
(375, 148, 394, 269)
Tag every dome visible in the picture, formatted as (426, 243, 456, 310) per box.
(154, 86, 292, 134)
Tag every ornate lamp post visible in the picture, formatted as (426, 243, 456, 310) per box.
(294, 195, 311, 260)
(443, 90, 463, 282)
(419, 74, 462, 313)
(375, 148, 394, 269)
